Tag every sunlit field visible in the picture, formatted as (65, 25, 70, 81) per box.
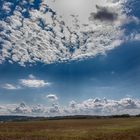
(0, 117, 140, 140)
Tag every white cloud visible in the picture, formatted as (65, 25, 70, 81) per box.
(20, 78, 50, 88)
(19, 74, 51, 88)
(11, 102, 32, 114)
(0, 0, 139, 66)
(28, 74, 36, 79)
(125, 32, 140, 42)
(2, 83, 21, 90)
(49, 103, 60, 114)
(134, 34, 140, 41)
(0, 97, 140, 116)
(46, 94, 58, 101)
(2, 2, 12, 14)
(1, 75, 50, 89)
(32, 104, 45, 114)
(66, 98, 140, 116)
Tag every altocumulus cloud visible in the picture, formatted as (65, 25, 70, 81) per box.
(0, 0, 139, 66)
(0, 98, 140, 116)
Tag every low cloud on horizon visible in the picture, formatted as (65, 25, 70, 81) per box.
(0, 97, 140, 116)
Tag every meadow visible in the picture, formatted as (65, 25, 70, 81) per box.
(0, 117, 140, 140)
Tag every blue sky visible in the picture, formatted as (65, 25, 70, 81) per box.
(0, 0, 140, 116)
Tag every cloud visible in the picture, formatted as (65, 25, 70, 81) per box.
(1, 75, 50, 89)
(32, 104, 45, 114)
(0, 0, 139, 66)
(0, 97, 140, 116)
(46, 94, 58, 101)
(129, 33, 140, 41)
(67, 98, 140, 115)
(2, 1, 12, 14)
(69, 100, 77, 109)
(28, 74, 36, 79)
(49, 103, 60, 113)
(19, 74, 51, 88)
(124, 32, 140, 42)
(11, 102, 31, 114)
(1, 83, 21, 90)
(89, 5, 118, 22)
(20, 78, 50, 88)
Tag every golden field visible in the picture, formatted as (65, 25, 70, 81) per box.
(0, 117, 140, 140)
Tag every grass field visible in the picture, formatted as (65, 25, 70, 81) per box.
(0, 117, 140, 140)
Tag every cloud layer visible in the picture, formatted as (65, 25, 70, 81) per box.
(0, 97, 140, 116)
(0, 0, 139, 66)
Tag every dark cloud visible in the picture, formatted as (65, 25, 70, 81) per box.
(89, 5, 118, 22)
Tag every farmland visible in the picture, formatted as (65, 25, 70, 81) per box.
(0, 117, 140, 140)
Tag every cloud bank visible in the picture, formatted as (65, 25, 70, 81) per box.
(0, 0, 139, 66)
(0, 97, 140, 116)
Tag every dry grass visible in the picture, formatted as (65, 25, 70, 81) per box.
(0, 117, 140, 140)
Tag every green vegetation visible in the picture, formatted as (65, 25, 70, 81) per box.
(0, 117, 140, 140)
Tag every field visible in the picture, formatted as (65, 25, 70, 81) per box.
(0, 117, 140, 140)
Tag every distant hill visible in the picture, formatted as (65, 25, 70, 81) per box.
(47, 114, 132, 120)
(0, 114, 139, 122)
(0, 115, 45, 122)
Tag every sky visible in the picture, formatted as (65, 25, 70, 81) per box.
(0, 0, 140, 116)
